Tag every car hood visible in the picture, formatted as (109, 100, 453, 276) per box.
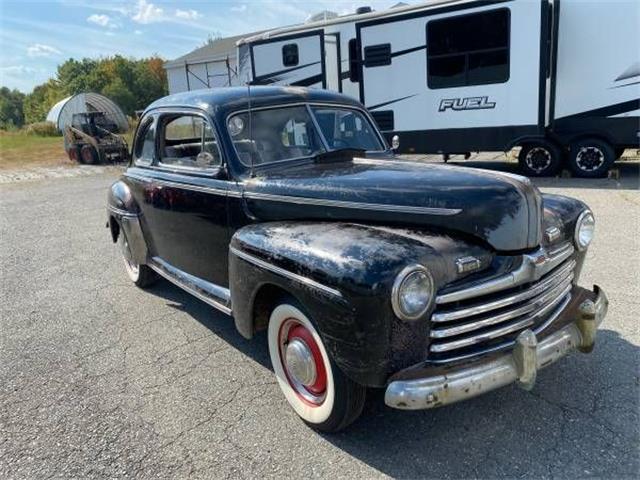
(242, 157, 543, 251)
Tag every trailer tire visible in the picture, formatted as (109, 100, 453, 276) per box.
(568, 138, 615, 178)
(80, 145, 99, 165)
(518, 141, 563, 177)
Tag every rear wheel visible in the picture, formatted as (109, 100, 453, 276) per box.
(568, 138, 615, 178)
(119, 232, 157, 288)
(268, 302, 366, 432)
(80, 145, 99, 165)
(518, 140, 563, 177)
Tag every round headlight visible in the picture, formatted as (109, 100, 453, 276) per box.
(575, 210, 595, 251)
(392, 265, 434, 321)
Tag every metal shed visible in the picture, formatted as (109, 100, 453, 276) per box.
(46, 93, 128, 133)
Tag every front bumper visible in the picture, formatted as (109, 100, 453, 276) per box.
(385, 285, 608, 410)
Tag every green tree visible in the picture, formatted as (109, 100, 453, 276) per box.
(0, 87, 26, 128)
(102, 77, 136, 115)
(23, 79, 64, 124)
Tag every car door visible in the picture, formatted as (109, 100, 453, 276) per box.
(128, 109, 231, 287)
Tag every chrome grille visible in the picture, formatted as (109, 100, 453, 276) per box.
(429, 244, 575, 362)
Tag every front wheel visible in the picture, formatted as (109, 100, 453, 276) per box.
(518, 141, 563, 177)
(119, 233, 157, 288)
(268, 302, 366, 432)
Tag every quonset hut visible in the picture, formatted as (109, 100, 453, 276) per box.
(46, 93, 128, 133)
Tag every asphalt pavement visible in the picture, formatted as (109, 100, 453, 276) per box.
(1, 159, 638, 479)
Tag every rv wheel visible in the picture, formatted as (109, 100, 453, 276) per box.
(568, 138, 614, 178)
(518, 141, 563, 177)
(80, 145, 99, 165)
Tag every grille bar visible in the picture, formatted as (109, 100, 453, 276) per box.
(430, 275, 574, 339)
(432, 259, 576, 323)
(430, 284, 572, 353)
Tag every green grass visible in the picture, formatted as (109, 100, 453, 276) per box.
(0, 131, 68, 169)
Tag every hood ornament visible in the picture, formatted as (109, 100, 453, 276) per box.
(456, 256, 482, 274)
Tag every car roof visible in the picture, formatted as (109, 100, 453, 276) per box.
(143, 86, 364, 118)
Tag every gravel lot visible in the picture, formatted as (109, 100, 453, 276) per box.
(1, 159, 638, 479)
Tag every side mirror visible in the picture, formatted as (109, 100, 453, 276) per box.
(391, 135, 400, 153)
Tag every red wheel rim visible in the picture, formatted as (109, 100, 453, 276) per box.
(278, 319, 327, 406)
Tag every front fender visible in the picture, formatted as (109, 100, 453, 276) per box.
(229, 221, 491, 387)
(107, 179, 148, 265)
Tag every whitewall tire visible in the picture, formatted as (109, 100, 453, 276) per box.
(119, 232, 157, 288)
(268, 302, 366, 432)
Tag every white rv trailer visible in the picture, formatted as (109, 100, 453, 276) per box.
(237, 0, 639, 177)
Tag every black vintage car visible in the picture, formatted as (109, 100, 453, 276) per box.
(107, 86, 608, 432)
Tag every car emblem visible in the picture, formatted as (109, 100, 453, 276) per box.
(456, 256, 482, 274)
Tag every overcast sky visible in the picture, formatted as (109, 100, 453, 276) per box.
(0, 0, 399, 93)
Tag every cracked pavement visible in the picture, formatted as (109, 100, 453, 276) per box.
(1, 160, 638, 479)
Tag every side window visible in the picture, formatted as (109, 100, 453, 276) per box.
(282, 44, 299, 67)
(134, 117, 156, 166)
(427, 8, 510, 89)
(159, 114, 222, 170)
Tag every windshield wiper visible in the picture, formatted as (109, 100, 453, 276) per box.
(313, 148, 366, 163)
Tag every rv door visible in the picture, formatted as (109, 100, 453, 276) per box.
(250, 30, 326, 88)
(357, 1, 549, 153)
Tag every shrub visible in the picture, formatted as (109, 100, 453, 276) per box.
(24, 121, 60, 137)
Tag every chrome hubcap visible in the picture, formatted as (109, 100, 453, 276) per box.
(525, 147, 552, 173)
(285, 338, 317, 386)
(120, 236, 139, 277)
(576, 147, 604, 171)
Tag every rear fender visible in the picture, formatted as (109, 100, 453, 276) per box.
(107, 180, 148, 265)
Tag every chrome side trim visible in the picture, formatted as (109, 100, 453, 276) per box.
(148, 257, 232, 315)
(107, 205, 139, 218)
(125, 172, 243, 198)
(243, 191, 462, 216)
(432, 259, 576, 322)
(436, 243, 574, 304)
(229, 246, 343, 298)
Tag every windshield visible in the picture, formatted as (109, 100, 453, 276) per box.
(227, 105, 385, 167)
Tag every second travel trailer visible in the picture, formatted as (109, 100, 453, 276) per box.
(236, 0, 639, 177)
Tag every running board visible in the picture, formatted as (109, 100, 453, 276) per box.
(148, 257, 232, 315)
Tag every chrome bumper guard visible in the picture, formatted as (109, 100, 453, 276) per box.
(385, 286, 608, 410)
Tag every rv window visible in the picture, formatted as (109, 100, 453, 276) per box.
(427, 8, 510, 89)
(348, 39, 360, 82)
(282, 44, 299, 67)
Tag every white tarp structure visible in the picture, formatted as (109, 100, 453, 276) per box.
(46, 93, 128, 133)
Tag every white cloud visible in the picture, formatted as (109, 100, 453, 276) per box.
(1, 65, 37, 75)
(230, 5, 247, 13)
(175, 9, 201, 21)
(132, 0, 164, 24)
(26, 44, 61, 57)
(87, 14, 110, 27)
(134, 30, 143, 35)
